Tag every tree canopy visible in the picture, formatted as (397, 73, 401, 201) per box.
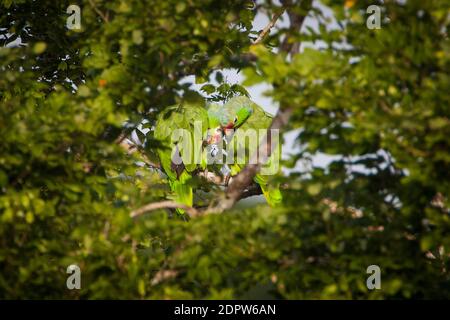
(0, 0, 449, 299)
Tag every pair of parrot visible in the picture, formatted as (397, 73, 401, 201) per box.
(153, 96, 282, 213)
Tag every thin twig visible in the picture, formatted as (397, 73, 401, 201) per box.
(253, 9, 285, 45)
(116, 134, 161, 169)
(130, 200, 199, 218)
(88, 0, 109, 23)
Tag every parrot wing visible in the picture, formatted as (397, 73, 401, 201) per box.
(154, 103, 209, 213)
(224, 96, 283, 206)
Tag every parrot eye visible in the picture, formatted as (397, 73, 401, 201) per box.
(234, 116, 238, 123)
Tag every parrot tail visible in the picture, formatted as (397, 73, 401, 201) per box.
(170, 180, 193, 215)
(259, 183, 283, 207)
(254, 174, 282, 207)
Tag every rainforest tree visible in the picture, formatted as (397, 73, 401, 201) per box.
(0, 0, 449, 299)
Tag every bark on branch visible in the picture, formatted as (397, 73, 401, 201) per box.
(130, 183, 264, 219)
(88, 0, 109, 23)
(116, 133, 161, 170)
(280, 0, 312, 55)
(130, 200, 199, 218)
(254, 9, 286, 45)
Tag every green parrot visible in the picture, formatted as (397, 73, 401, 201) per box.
(207, 96, 283, 207)
(154, 97, 282, 214)
(154, 103, 209, 214)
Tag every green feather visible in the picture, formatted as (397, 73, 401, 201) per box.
(170, 178, 193, 215)
(154, 103, 209, 214)
(254, 174, 282, 207)
(219, 96, 283, 206)
(155, 97, 283, 212)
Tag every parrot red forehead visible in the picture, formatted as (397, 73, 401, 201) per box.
(224, 122, 234, 130)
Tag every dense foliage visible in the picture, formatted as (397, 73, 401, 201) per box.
(0, 0, 449, 299)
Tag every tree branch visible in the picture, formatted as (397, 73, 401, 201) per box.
(116, 133, 161, 170)
(130, 183, 264, 219)
(280, 0, 312, 55)
(238, 183, 263, 200)
(88, 0, 110, 23)
(254, 9, 285, 45)
(130, 200, 199, 218)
